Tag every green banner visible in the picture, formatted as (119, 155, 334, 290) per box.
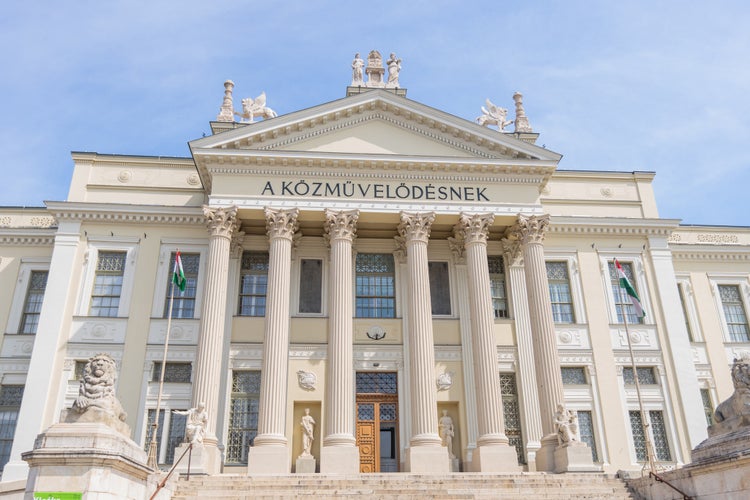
(33, 493, 82, 500)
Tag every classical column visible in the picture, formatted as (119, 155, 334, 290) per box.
(398, 212, 449, 473)
(247, 208, 299, 474)
(454, 213, 520, 472)
(501, 237, 543, 468)
(193, 205, 239, 474)
(320, 209, 360, 473)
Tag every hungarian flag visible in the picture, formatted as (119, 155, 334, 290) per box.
(172, 251, 186, 292)
(614, 259, 645, 318)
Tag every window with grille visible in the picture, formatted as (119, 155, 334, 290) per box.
(546, 262, 574, 323)
(152, 362, 192, 383)
(299, 259, 323, 314)
(144, 409, 187, 466)
(74, 361, 87, 380)
(622, 367, 658, 385)
(164, 253, 199, 319)
(701, 389, 714, 426)
(629, 410, 672, 462)
(355, 254, 396, 318)
(226, 371, 261, 464)
(677, 283, 694, 342)
(356, 372, 398, 394)
(20, 270, 48, 334)
(488, 256, 508, 319)
(608, 261, 643, 324)
(718, 285, 750, 342)
(0, 385, 24, 472)
(239, 252, 269, 317)
(577, 410, 599, 462)
(90, 251, 126, 317)
(561, 367, 587, 385)
(428, 261, 451, 315)
(499, 373, 525, 465)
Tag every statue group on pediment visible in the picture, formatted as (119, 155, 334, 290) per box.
(351, 50, 401, 89)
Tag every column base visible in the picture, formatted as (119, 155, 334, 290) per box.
(320, 446, 360, 474)
(405, 445, 450, 473)
(471, 444, 521, 472)
(247, 444, 290, 474)
(553, 443, 600, 473)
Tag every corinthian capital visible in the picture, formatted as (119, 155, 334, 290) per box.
(398, 212, 435, 244)
(507, 214, 550, 246)
(500, 233, 523, 266)
(265, 208, 299, 241)
(454, 212, 495, 246)
(324, 209, 359, 243)
(204, 205, 239, 238)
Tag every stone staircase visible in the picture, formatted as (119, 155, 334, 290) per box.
(172, 472, 636, 499)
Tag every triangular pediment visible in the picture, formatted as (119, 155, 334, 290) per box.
(190, 89, 561, 162)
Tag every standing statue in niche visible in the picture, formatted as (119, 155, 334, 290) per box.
(299, 408, 316, 457)
(173, 402, 208, 445)
(554, 404, 581, 446)
(351, 53, 365, 86)
(386, 53, 402, 88)
(439, 410, 456, 459)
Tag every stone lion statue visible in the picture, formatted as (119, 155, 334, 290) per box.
(65, 353, 129, 435)
(714, 353, 750, 424)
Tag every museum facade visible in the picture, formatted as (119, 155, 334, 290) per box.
(1, 65, 749, 481)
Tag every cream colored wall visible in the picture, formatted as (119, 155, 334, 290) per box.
(0, 245, 53, 336)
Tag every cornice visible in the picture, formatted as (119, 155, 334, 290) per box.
(671, 247, 750, 262)
(71, 152, 194, 169)
(45, 202, 205, 225)
(548, 217, 680, 237)
(0, 230, 55, 246)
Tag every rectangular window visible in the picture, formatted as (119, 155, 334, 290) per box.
(226, 371, 261, 465)
(622, 367, 658, 385)
(0, 385, 24, 472)
(718, 285, 750, 342)
(355, 253, 396, 318)
(144, 409, 186, 466)
(299, 259, 323, 314)
(488, 256, 508, 319)
(151, 362, 192, 383)
(561, 367, 587, 385)
(546, 262, 575, 323)
(608, 261, 643, 324)
(677, 283, 694, 342)
(499, 373, 525, 465)
(20, 270, 48, 334)
(238, 252, 269, 317)
(701, 389, 714, 426)
(428, 261, 451, 315)
(90, 251, 126, 317)
(577, 410, 599, 462)
(164, 253, 200, 319)
(629, 410, 672, 462)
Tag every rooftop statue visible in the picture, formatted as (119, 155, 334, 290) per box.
(365, 50, 385, 88)
(351, 53, 365, 86)
(235, 92, 278, 123)
(386, 53, 401, 88)
(477, 98, 513, 131)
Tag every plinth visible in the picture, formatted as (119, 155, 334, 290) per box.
(295, 455, 316, 473)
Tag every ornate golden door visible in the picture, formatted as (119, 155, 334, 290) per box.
(356, 372, 399, 473)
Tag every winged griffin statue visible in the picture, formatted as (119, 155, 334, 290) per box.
(476, 98, 513, 131)
(234, 92, 278, 123)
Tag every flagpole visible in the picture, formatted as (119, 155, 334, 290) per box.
(617, 259, 657, 475)
(147, 255, 178, 471)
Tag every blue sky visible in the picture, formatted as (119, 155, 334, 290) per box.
(1, 1, 748, 226)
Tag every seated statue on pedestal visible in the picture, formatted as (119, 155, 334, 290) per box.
(554, 404, 581, 446)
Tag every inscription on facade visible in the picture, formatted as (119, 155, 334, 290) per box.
(261, 180, 490, 202)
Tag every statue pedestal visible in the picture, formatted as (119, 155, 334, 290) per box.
(295, 455, 316, 473)
(172, 442, 212, 476)
(692, 425, 750, 464)
(22, 423, 155, 499)
(449, 457, 460, 472)
(553, 442, 599, 473)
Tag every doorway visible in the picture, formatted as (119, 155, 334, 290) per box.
(355, 372, 399, 472)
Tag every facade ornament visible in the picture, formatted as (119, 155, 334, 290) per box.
(324, 209, 359, 245)
(500, 232, 523, 267)
(216, 80, 235, 122)
(265, 207, 299, 241)
(365, 50, 385, 88)
(299, 408, 316, 457)
(173, 403, 209, 444)
(297, 370, 317, 391)
(508, 214, 550, 246)
(386, 53, 402, 88)
(235, 92, 278, 123)
(230, 229, 246, 258)
(436, 370, 454, 391)
(554, 404, 582, 446)
(513, 91, 533, 133)
(351, 53, 365, 86)
(203, 205, 239, 239)
(447, 231, 466, 264)
(438, 410, 456, 459)
(397, 212, 435, 244)
(366, 326, 387, 341)
(456, 212, 494, 245)
(393, 234, 407, 263)
(477, 99, 513, 131)
(711, 353, 750, 436)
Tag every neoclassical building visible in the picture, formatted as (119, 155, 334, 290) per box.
(1, 60, 749, 481)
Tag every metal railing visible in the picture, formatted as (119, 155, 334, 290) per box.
(649, 470, 692, 500)
(149, 442, 193, 500)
